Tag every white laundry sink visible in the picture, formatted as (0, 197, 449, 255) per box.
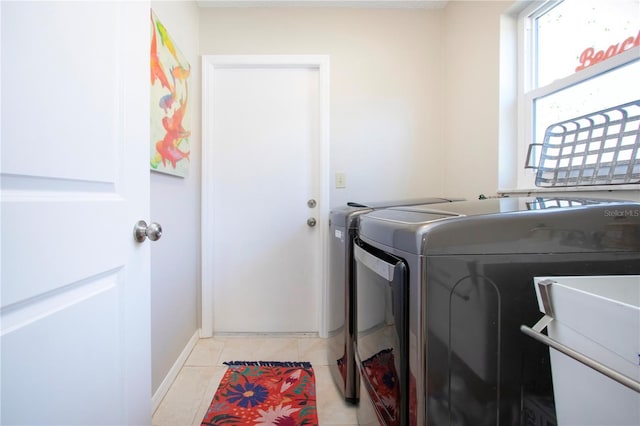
(533, 275, 640, 426)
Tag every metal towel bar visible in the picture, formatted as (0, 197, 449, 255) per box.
(520, 280, 640, 394)
(520, 321, 640, 393)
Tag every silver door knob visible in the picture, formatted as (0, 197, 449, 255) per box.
(134, 220, 163, 242)
(307, 199, 317, 208)
(307, 217, 317, 227)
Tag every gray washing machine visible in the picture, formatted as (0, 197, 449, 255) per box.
(353, 197, 640, 425)
(328, 197, 463, 403)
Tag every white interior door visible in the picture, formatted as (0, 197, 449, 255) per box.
(1, 2, 151, 425)
(202, 57, 329, 334)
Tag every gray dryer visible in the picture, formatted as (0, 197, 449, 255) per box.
(328, 197, 463, 402)
(353, 197, 640, 425)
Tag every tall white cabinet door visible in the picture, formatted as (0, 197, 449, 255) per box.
(1, 2, 151, 425)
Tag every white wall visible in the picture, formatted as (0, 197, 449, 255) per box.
(149, 1, 201, 395)
(442, 1, 513, 200)
(199, 7, 448, 208)
(197, 3, 525, 205)
(440, 1, 640, 203)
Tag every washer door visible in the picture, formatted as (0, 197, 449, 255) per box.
(354, 239, 409, 426)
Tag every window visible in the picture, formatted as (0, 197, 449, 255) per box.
(517, 0, 640, 189)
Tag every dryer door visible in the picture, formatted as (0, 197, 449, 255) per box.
(354, 239, 409, 426)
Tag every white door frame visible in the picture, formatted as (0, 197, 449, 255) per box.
(201, 55, 330, 338)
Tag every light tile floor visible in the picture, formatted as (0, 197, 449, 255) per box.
(152, 336, 359, 426)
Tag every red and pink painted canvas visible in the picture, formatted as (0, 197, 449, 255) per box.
(150, 10, 190, 177)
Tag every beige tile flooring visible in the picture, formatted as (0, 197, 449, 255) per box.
(152, 336, 359, 426)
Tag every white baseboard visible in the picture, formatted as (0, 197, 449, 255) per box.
(152, 329, 201, 414)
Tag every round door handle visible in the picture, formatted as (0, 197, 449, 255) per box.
(307, 199, 317, 208)
(134, 220, 163, 242)
(307, 217, 317, 227)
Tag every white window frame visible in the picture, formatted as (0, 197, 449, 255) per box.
(515, 0, 640, 192)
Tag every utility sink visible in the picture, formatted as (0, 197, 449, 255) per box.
(533, 275, 640, 426)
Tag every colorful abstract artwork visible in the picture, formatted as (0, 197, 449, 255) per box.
(150, 10, 190, 177)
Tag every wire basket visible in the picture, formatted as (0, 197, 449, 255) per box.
(526, 100, 640, 187)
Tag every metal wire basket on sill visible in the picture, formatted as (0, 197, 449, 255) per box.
(525, 100, 640, 187)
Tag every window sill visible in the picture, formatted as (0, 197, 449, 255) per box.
(498, 184, 640, 200)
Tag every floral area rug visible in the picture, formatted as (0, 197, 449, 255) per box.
(201, 361, 318, 426)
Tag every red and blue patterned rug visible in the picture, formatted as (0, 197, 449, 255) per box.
(201, 361, 318, 426)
